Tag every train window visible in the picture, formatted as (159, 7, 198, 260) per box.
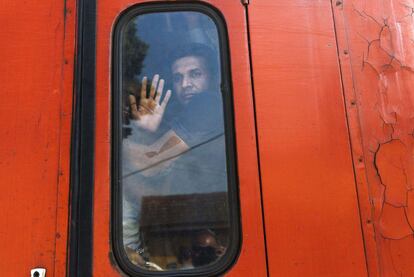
(112, 3, 239, 276)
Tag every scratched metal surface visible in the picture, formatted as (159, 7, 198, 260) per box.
(334, 0, 414, 276)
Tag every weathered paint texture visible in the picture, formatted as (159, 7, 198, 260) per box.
(334, 1, 414, 275)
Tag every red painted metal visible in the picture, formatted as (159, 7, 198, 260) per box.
(0, 0, 76, 275)
(2, 0, 414, 275)
(248, 0, 368, 276)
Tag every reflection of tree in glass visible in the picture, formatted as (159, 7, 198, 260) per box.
(123, 22, 148, 80)
(122, 21, 149, 137)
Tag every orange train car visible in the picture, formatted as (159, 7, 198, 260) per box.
(1, 0, 414, 276)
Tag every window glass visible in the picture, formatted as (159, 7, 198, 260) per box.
(118, 8, 235, 273)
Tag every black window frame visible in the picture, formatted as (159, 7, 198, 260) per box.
(111, 2, 241, 276)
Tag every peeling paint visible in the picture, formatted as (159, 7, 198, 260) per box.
(335, 0, 414, 275)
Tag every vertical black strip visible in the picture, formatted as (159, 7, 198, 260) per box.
(68, 0, 96, 276)
(244, 4, 270, 277)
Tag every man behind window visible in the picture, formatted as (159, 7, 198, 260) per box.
(122, 44, 227, 268)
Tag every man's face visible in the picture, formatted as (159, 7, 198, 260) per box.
(172, 55, 210, 105)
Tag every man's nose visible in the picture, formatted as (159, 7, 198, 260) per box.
(182, 76, 191, 88)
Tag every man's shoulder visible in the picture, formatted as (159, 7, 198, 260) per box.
(169, 91, 224, 147)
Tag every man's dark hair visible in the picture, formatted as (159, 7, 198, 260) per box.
(169, 43, 220, 82)
(191, 245, 217, 267)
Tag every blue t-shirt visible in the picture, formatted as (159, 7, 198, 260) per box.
(166, 92, 227, 194)
(169, 92, 224, 147)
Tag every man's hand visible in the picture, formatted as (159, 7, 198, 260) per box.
(129, 74, 171, 132)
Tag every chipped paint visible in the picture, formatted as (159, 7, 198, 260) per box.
(334, 0, 414, 275)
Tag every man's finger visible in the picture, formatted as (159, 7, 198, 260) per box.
(160, 90, 172, 108)
(140, 76, 147, 100)
(129, 94, 139, 118)
(155, 79, 164, 104)
(149, 74, 159, 99)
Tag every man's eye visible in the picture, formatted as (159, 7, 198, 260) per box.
(190, 70, 202, 78)
(173, 74, 182, 83)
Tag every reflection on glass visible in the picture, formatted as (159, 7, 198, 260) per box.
(121, 11, 229, 271)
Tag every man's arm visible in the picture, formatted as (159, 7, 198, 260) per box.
(123, 130, 189, 177)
